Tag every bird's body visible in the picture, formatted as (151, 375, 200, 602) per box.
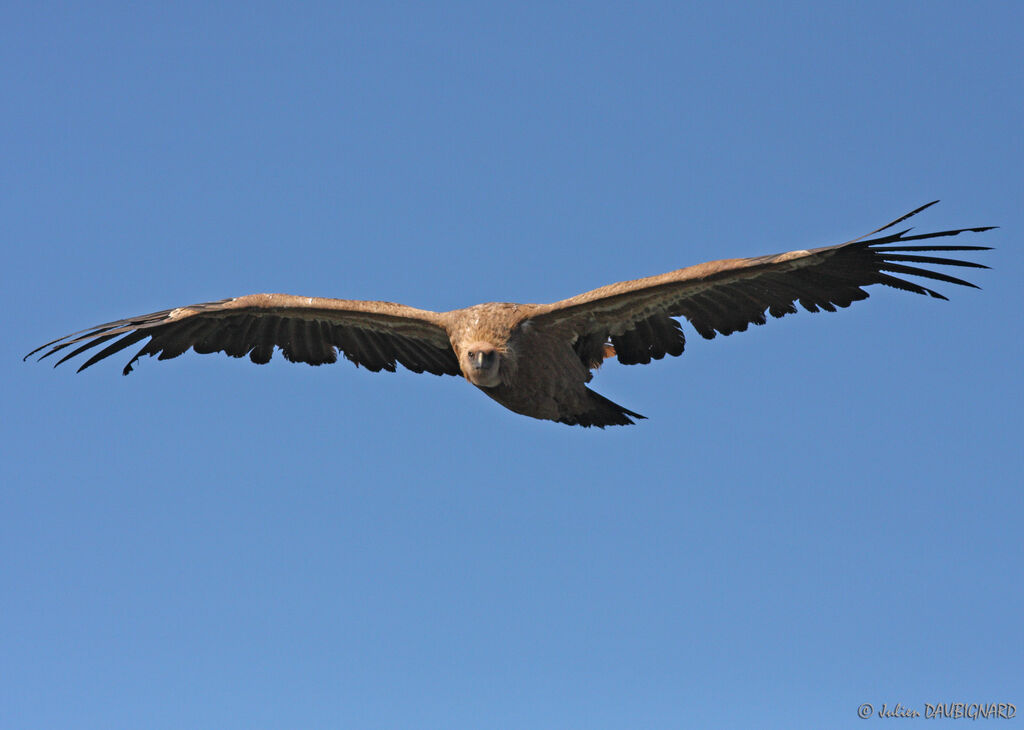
(448, 304, 636, 427)
(27, 202, 993, 427)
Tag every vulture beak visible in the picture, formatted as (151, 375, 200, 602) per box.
(468, 347, 496, 371)
(462, 343, 502, 387)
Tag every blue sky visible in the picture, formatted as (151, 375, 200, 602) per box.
(3, 2, 1022, 728)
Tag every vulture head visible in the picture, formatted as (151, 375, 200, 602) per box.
(461, 342, 502, 387)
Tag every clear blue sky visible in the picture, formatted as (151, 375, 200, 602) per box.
(3, 2, 1022, 728)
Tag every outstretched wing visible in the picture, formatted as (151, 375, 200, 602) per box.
(527, 201, 993, 366)
(26, 293, 461, 376)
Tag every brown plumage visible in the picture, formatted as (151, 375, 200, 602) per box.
(26, 202, 993, 427)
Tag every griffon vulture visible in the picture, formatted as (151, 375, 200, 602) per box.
(27, 202, 992, 427)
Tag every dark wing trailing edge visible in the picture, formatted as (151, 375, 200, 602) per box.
(528, 201, 994, 365)
(25, 294, 461, 376)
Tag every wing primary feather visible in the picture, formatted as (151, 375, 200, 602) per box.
(865, 226, 996, 246)
(872, 273, 947, 299)
(123, 338, 163, 375)
(877, 263, 981, 289)
(879, 254, 989, 269)
(24, 310, 175, 360)
(26, 334, 80, 361)
(35, 326, 125, 362)
(76, 331, 150, 373)
(847, 200, 940, 242)
(53, 333, 120, 367)
(871, 244, 992, 252)
(35, 338, 84, 362)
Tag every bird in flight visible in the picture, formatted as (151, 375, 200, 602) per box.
(27, 201, 992, 427)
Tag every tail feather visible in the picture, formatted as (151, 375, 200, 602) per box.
(559, 388, 645, 428)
